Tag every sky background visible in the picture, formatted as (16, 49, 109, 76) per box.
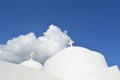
(0, 0, 120, 68)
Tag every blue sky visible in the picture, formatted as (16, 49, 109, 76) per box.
(0, 0, 120, 68)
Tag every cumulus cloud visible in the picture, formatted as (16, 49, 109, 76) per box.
(0, 25, 71, 64)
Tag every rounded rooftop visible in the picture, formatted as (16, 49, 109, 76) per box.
(44, 46, 108, 78)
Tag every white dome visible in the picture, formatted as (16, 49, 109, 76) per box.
(20, 59, 43, 70)
(44, 46, 108, 79)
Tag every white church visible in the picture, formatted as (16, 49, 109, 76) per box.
(0, 40, 120, 80)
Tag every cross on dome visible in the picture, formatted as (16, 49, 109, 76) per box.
(20, 52, 43, 70)
(68, 39, 74, 47)
(30, 52, 35, 59)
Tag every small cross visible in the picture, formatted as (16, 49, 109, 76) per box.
(30, 52, 35, 59)
(68, 39, 74, 47)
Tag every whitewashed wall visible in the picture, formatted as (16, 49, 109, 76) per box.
(0, 61, 63, 80)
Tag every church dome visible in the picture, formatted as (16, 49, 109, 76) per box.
(44, 46, 108, 79)
(20, 59, 43, 70)
(20, 52, 43, 70)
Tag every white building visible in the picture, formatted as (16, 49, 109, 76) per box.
(44, 46, 120, 80)
(0, 40, 120, 80)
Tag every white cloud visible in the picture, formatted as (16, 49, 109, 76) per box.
(0, 25, 71, 64)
